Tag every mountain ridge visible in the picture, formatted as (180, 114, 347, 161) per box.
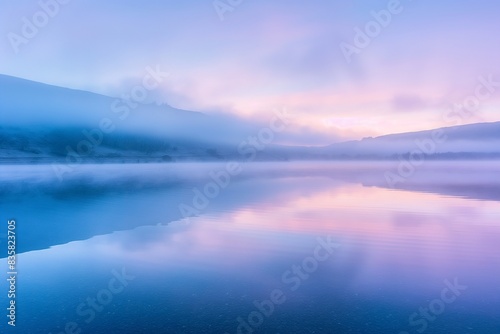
(1, 74, 499, 163)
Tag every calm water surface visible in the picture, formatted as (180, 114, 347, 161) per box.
(0, 162, 499, 333)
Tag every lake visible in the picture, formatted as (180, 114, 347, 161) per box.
(1, 161, 499, 333)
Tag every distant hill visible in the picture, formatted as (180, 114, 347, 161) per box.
(0, 74, 256, 162)
(315, 121, 500, 160)
(1, 74, 499, 163)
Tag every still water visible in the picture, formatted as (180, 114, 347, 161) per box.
(0, 161, 499, 333)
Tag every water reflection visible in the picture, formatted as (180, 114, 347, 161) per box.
(0, 162, 499, 333)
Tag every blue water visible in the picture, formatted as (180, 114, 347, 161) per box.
(0, 162, 499, 333)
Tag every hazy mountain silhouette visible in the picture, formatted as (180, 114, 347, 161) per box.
(1, 74, 499, 162)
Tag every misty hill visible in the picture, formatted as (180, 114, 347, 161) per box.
(313, 121, 500, 160)
(1, 74, 499, 163)
(0, 74, 277, 163)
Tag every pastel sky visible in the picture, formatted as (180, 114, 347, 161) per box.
(1, 0, 500, 143)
